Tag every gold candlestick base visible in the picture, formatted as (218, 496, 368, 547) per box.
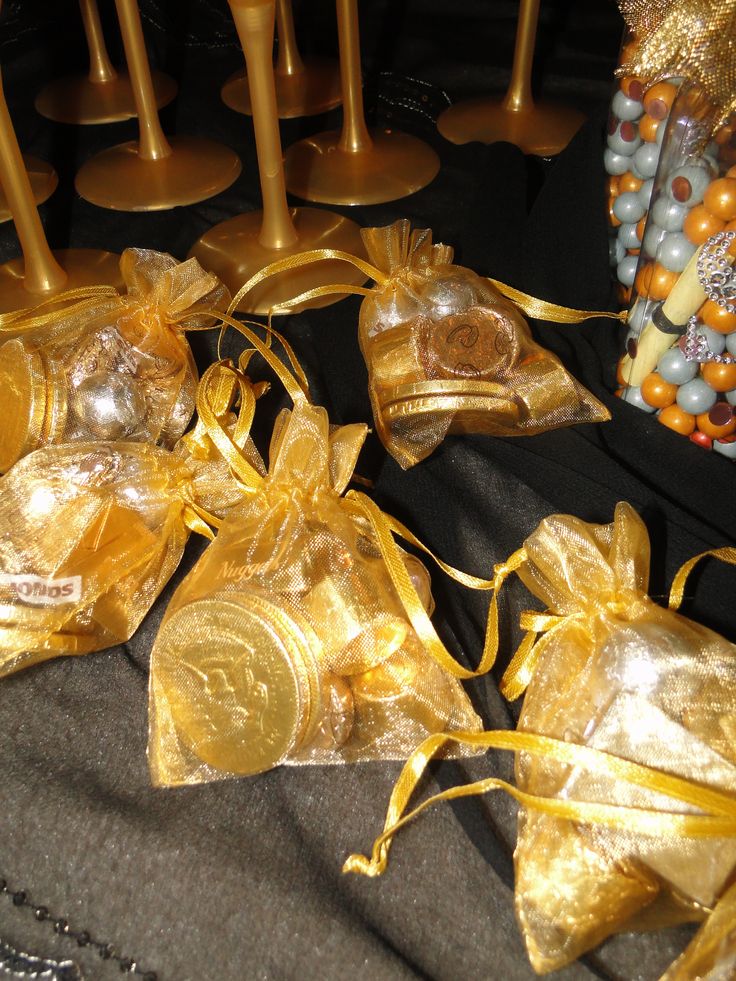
(437, 96, 585, 155)
(0, 156, 58, 223)
(75, 135, 242, 211)
(35, 69, 177, 125)
(284, 128, 440, 206)
(221, 58, 341, 118)
(189, 206, 367, 314)
(0, 248, 122, 313)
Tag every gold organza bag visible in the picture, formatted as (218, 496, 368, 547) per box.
(147, 344, 490, 786)
(345, 503, 736, 977)
(661, 878, 736, 980)
(0, 248, 228, 473)
(0, 362, 265, 677)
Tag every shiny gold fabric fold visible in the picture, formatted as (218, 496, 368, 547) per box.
(0, 361, 264, 677)
(344, 503, 736, 976)
(660, 877, 736, 980)
(358, 220, 610, 469)
(0, 248, 230, 474)
(147, 341, 492, 786)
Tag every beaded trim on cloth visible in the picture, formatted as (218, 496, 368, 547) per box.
(0, 876, 157, 981)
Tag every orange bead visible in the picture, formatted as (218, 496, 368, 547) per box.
(700, 299, 736, 334)
(658, 404, 696, 435)
(608, 195, 621, 228)
(727, 165, 736, 178)
(642, 82, 678, 120)
(620, 171, 643, 193)
(634, 262, 653, 296)
(636, 215, 647, 241)
(702, 361, 736, 391)
(608, 175, 620, 197)
(683, 204, 726, 245)
(620, 75, 644, 101)
(716, 125, 735, 146)
(638, 114, 660, 142)
(647, 263, 679, 301)
(703, 178, 736, 221)
(696, 406, 736, 439)
(641, 372, 677, 408)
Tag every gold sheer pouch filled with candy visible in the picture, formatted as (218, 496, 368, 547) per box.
(358, 221, 610, 468)
(344, 504, 736, 978)
(0, 362, 266, 677)
(146, 328, 492, 787)
(0, 247, 230, 473)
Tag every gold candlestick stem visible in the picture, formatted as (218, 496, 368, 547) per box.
(283, 0, 439, 205)
(221, 0, 341, 118)
(75, 0, 241, 210)
(35, 0, 176, 125)
(436, 0, 585, 154)
(0, 68, 121, 312)
(190, 0, 367, 314)
(275, 0, 304, 76)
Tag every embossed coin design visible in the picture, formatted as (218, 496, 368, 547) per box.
(155, 592, 322, 774)
(417, 306, 521, 380)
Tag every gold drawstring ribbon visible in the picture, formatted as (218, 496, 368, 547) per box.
(226, 248, 627, 325)
(0, 285, 121, 333)
(344, 545, 736, 877)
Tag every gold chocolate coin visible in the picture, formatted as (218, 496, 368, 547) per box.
(416, 306, 521, 381)
(153, 592, 322, 775)
(0, 340, 47, 472)
(40, 352, 69, 443)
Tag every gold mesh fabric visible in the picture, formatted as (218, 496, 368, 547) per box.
(618, 0, 736, 132)
(358, 221, 609, 469)
(148, 399, 482, 786)
(661, 878, 736, 980)
(512, 503, 736, 972)
(0, 248, 229, 473)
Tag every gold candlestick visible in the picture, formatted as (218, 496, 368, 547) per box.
(0, 67, 121, 313)
(436, 0, 585, 154)
(0, 155, 57, 223)
(221, 0, 341, 118)
(283, 0, 439, 206)
(189, 0, 367, 315)
(75, 0, 241, 211)
(35, 0, 176, 125)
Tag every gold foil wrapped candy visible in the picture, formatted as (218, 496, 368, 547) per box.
(345, 503, 736, 978)
(0, 362, 265, 677)
(148, 379, 485, 786)
(0, 248, 230, 473)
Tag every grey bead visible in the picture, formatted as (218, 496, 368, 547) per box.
(627, 298, 655, 334)
(617, 254, 638, 286)
(610, 236, 626, 266)
(637, 178, 655, 209)
(694, 324, 727, 356)
(656, 121, 667, 146)
(666, 163, 713, 206)
(621, 385, 657, 412)
(657, 231, 697, 272)
(611, 90, 644, 121)
(714, 437, 736, 457)
(651, 196, 688, 232)
(633, 142, 660, 179)
(604, 148, 632, 176)
(618, 221, 642, 249)
(657, 346, 699, 385)
(613, 191, 646, 224)
(676, 377, 718, 414)
(607, 123, 641, 157)
(725, 331, 736, 357)
(726, 388, 736, 406)
(642, 221, 667, 258)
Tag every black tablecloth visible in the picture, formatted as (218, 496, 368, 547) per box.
(1, 2, 734, 979)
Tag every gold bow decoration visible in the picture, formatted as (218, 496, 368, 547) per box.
(618, 0, 736, 133)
